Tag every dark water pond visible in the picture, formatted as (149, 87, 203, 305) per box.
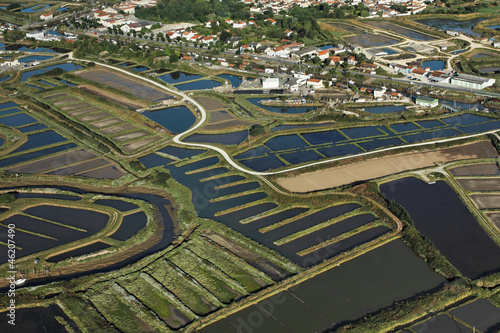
(138, 153, 174, 168)
(218, 74, 242, 87)
(391, 122, 420, 133)
(248, 98, 318, 114)
(423, 60, 445, 71)
(265, 134, 308, 151)
(141, 106, 196, 134)
(158, 71, 203, 84)
(109, 211, 148, 241)
(449, 299, 500, 333)
(18, 55, 52, 63)
(12, 131, 67, 154)
(202, 239, 446, 333)
(185, 131, 248, 145)
(0, 113, 37, 127)
(174, 80, 222, 91)
(93, 199, 139, 211)
(380, 177, 500, 279)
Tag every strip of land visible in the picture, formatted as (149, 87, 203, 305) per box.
(277, 141, 498, 192)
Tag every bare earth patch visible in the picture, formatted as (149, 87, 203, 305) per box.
(53, 97, 80, 105)
(101, 123, 136, 134)
(194, 97, 227, 111)
(78, 112, 112, 122)
(450, 163, 500, 176)
(44, 93, 68, 100)
(112, 131, 148, 142)
(457, 178, 500, 192)
(122, 137, 157, 153)
(77, 165, 125, 179)
(277, 141, 499, 192)
(79, 84, 147, 110)
(48, 158, 111, 176)
(68, 107, 100, 117)
(485, 212, 500, 231)
(470, 194, 500, 209)
(91, 118, 123, 128)
(60, 102, 91, 111)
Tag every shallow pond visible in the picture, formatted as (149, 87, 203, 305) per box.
(380, 177, 500, 279)
(141, 106, 196, 134)
(423, 60, 445, 70)
(416, 17, 488, 37)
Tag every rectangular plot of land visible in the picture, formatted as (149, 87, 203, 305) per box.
(47, 158, 110, 175)
(457, 178, 500, 192)
(112, 131, 148, 142)
(5, 149, 97, 174)
(78, 69, 173, 102)
(451, 163, 500, 176)
(195, 97, 227, 111)
(90, 118, 122, 128)
(78, 112, 112, 122)
(449, 299, 500, 333)
(44, 93, 68, 100)
(101, 123, 136, 134)
(485, 212, 500, 230)
(77, 164, 125, 179)
(470, 194, 500, 209)
(68, 107, 100, 117)
(53, 97, 80, 105)
(122, 137, 157, 153)
(60, 102, 92, 111)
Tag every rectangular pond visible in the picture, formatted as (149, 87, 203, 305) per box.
(174, 80, 222, 91)
(380, 177, 500, 279)
(158, 72, 203, 84)
(201, 239, 446, 333)
(140, 106, 196, 134)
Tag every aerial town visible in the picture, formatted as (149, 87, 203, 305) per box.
(0, 0, 499, 332)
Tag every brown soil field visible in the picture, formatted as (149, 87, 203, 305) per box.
(450, 163, 500, 176)
(77, 164, 125, 179)
(485, 212, 500, 231)
(194, 97, 227, 111)
(122, 137, 157, 153)
(5, 149, 97, 174)
(90, 118, 123, 128)
(79, 85, 147, 110)
(470, 194, 500, 209)
(457, 178, 500, 192)
(277, 141, 499, 192)
(209, 110, 234, 123)
(68, 107, 100, 116)
(78, 112, 112, 122)
(48, 158, 111, 176)
(112, 130, 148, 142)
(60, 102, 92, 111)
(53, 97, 80, 106)
(44, 93, 68, 100)
(101, 123, 136, 134)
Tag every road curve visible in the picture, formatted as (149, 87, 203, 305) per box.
(71, 54, 499, 179)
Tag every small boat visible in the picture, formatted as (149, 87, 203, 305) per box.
(14, 278, 26, 286)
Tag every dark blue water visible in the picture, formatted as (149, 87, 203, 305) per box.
(423, 60, 445, 71)
(175, 80, 222, 91)
(235, 146, 271, 159)
(248, 98, 318, 114)
(317, 144, 363, 158)
(93, 199, 139, 211)
(0, 113, 37, 127)
(272, 124, 332, 131)
(57, 7, 67, 11)
(239, 154, 285, 171)
(0, 108, 23, 116)
(0, 76, 10, 83)
(12, 131, 67, 153)
(0, 101, 18, 109)
(302, 130, 346, 145)
(441, 114, 491, 126)
(18, 123, 47, 133)
(488, 25, 500, 29)
(138, 153, 174, 168)
(391, 122, 420, 133)
(362, 105, 406, 114)
(141, 106, 196, 134)
(402, 128, 462, 143)
(20, 69, 47, 82)
(19, 55, 52, 63)
(265, 134, 308, 151)
(218, 74, 242, 88)
(281, 149, 323, 164)
(416, 119, 445, 129)
(132, 66, 149, 72)
(158, 72, 203, 84)
(44, 63, 82, 72)
(109, 211, 148, 241)
(186, 131, 248, 145)
(358, 137, 404, 151)
(341, 126, 386, 140)
(318, 44, 334, 50)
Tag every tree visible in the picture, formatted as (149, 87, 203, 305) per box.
(169, 52, 179, 63)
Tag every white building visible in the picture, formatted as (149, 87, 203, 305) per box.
(40, 12, 53, 21)
(450, 74, 495, 90)
(306, 78, 324, 88)
(416, 96, 439, 108)
(262, 77, 280, 89)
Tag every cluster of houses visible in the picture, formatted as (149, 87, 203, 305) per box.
(391, 63, 496, 90)
(238, 0, 431, 17)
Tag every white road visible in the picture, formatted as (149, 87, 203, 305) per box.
(71, 54, 500, 179)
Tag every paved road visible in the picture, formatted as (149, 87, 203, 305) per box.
(71, 54, 500, 178)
